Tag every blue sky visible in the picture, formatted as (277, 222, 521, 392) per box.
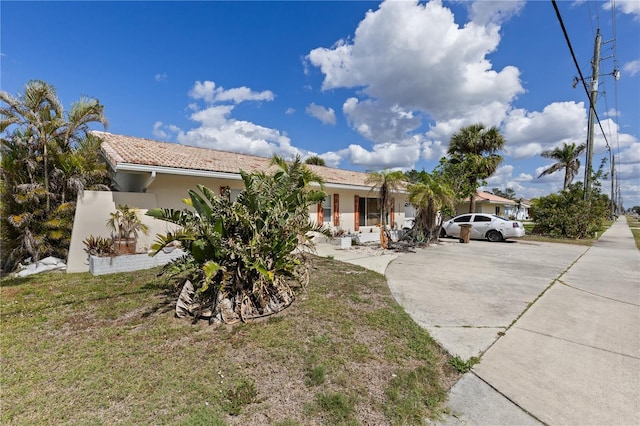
(2, 0, 639, 206)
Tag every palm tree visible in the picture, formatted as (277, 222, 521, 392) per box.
(448, 123, 505, 213)
(1, 80, 108, 271)
(408, 173, 456, 243)
(304, 155, 326, 166)
(537, 142, 586, 190)
(365, 169, 407, 231)
(1, 80, 108, 211)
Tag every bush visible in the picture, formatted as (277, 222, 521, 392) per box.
(146, 155, 329, 323)
(82, 235, 115, 256)
(531, 183, 609, 239)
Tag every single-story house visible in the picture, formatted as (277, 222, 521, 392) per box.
(455, 191, 529, 219)
(67, 132, 412, 272)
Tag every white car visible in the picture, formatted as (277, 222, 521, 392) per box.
(440, 213, 525, 242)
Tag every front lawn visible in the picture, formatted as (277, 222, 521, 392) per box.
(1, 256, 458, 425)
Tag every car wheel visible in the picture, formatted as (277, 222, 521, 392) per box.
(486, 230, 503, 242)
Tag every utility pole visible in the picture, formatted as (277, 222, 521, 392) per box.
(611, 153, 615, 218)
(584, 28, 601, 200)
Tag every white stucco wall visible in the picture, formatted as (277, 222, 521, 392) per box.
(67, 175, 410, 272)
(67, 191, 164, 273)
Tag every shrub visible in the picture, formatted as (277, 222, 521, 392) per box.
(531, 182, 609, 239)
(147, 155, 329, 323)
(82, 235, 115, 256)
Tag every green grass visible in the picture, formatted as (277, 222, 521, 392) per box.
(521, 219, 614, 246)
(625, 215, 640, 251)
(1, 256, 457, 425)
(447, 356, 480, 373)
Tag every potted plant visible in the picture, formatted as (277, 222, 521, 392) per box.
(106, 204, 150, 255)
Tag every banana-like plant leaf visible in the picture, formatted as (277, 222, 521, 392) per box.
(188, 190, 212, 219)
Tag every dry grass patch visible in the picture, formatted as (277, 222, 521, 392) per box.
(1, 256, 458, 425)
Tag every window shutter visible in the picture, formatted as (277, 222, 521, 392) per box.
(354, 195, 360, 231)
(333, 194, 340, 227)
(317, 203, 323, 223)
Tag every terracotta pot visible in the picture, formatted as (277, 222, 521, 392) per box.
(115, 239, 136, 255)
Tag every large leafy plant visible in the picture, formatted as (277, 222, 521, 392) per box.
(147, 155, 329, 323)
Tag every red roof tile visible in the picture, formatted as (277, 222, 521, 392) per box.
(95, 131, 372, 187)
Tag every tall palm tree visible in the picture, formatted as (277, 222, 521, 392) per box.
(448, 123, 505, 213)
(408, 173, 456, 243)
(1, 80, 108, 211)
(365, 169, 407, 230)
(537, 142, 586, 190)
(1, 80, 108, 271)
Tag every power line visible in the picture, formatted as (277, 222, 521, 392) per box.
(551, 0, 611, 151)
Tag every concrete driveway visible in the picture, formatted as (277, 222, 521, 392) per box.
(386, 219, 640, 425)
(386, 238, 587, 359)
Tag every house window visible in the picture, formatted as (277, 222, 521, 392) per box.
(359, 197, 382, 226)
(323, 195, 332, 224)
(495, 206, 500, 215)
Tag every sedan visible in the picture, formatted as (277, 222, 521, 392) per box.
(440, 213, 525, 242)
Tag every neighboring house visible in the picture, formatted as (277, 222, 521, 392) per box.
(67, 132, 410, 272)
(504, 198, 531, 221)
(455, 191, 529, 219)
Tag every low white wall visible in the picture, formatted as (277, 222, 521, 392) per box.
(89, 249, 185, 276)
(68, 191, 170, 273)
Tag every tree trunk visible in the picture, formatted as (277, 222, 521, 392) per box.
(468, 192, 477, 213)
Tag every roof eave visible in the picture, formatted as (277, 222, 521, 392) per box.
(114, 163, 380, 192)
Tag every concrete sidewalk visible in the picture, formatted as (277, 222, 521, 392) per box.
(472, 217, 640, 425)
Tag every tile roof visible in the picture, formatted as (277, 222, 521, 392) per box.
(476, 191, 516, 203)
(95, 131, 372, 188)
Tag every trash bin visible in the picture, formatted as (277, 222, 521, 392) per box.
(459, 224, 472, 243)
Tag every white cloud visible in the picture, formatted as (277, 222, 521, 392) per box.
(155, 73, 168, 82)
(514, 173, 533, 182)
(306, 103, 336, 125)
(620, 179, 640, 207)
(604, 0, 640, 18)
(421, 139, 448, 161)
(153, 81, 306, 159)
(344, 142, 421, 170)
(468, 0, 525, 26)
(176, 104, 303, 159)
(152, 121, 169, 138)
(502, 102, 587, 158)
(342, 97, 422, 144)
(189, 80, 274, 104)
(617, 142, 640, 164)
(605, 108, 620, 117)
(482, 164, 537, 198)
(623, 59, 640, 77)
(318, 151, 343, 168)
(285, 107, 295, 115)
(305, 0, 525, 170)
(307, 0, 523, 122)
